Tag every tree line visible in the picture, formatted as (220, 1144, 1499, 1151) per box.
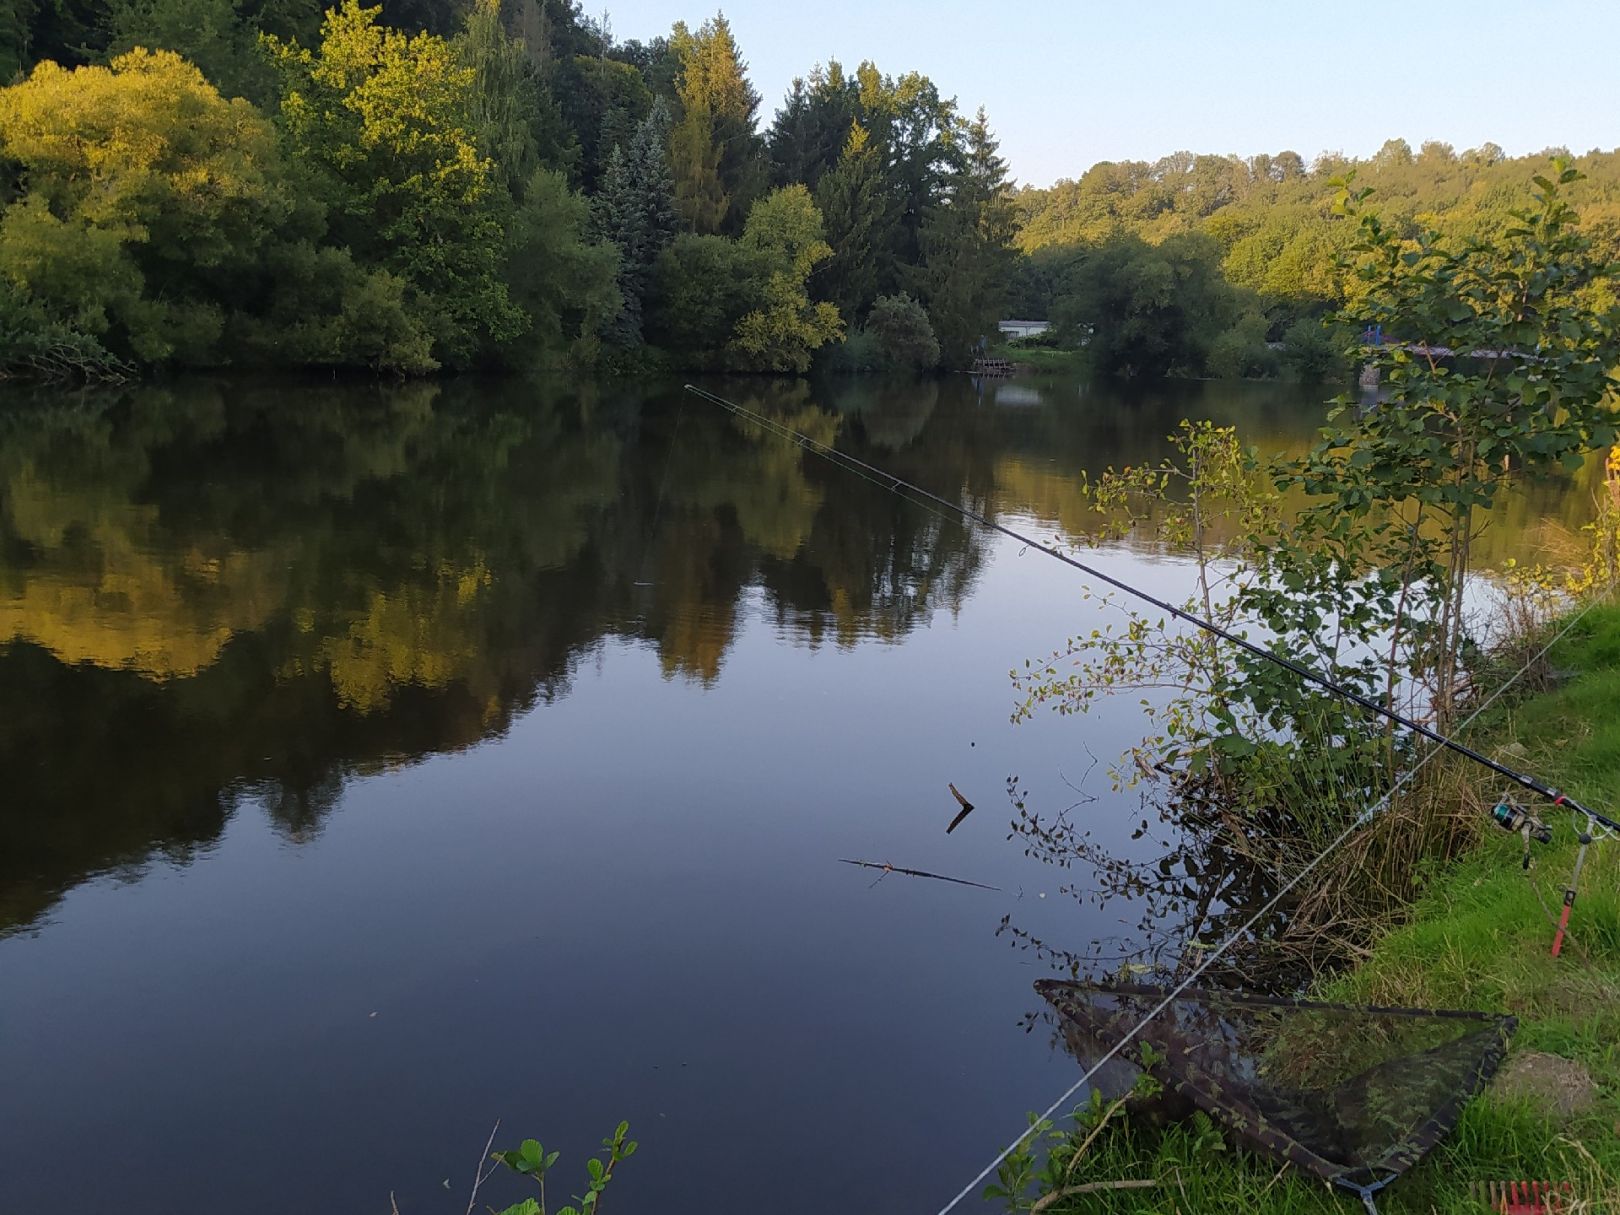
(2, 0, 1614, 384)
(0, 0, 1015, 378)
(1009, 138, 1620, 379)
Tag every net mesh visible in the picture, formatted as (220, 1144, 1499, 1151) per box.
(1035, 980, 1517, 1201)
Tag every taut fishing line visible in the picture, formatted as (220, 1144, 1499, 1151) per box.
(926, 584, 1604, 1215)
(681, 383, 1615, 1212)
(683, 383, 1618, 833)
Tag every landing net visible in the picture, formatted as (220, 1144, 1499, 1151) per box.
(1036, 979, 1517, 1209)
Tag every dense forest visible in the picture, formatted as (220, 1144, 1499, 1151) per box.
(1011, 140, 1620, 378)
(0, 0, 1615, 381)
(0, 0, 1012, 377)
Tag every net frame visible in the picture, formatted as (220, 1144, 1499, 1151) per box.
(1036, 979, 1518, 1210)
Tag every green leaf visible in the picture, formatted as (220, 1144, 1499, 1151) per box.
(494, 1202, 541, 1215)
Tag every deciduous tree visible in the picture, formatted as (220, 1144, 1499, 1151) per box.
(728, 183, 842, 371)
(266, 0, 523, 364)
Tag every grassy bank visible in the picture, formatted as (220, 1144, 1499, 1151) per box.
(1012, 605, 1620, 1214)
(987, 344, 1089, 374)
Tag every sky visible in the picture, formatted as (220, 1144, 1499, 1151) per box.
(593, 0, 1620, 188)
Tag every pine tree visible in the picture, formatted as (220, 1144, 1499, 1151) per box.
(596, 99, 677, 344)
(765, 61, 857, 192)
(912, 107, 1016, 366)
(814, 121, 900, 319)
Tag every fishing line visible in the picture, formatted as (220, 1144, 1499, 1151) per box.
(681, 383, 1616, 1209)
(683, 384, 1619, 834)
(927, 586, 1609, 1215)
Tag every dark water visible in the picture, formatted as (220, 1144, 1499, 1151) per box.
(0, 374, 1594, 1214)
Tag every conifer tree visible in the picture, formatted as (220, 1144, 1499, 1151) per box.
(597, 99, 677, 343)
(667, 13, 766, 233)
(814, 121, 900, 319)
(912, 107, 1016, 365)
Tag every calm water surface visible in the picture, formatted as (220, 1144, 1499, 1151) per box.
(0, 374, 1594, 1214)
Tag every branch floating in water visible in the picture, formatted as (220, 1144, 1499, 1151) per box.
(839, 858, 1000, 891)
(946, 782, 975, 834)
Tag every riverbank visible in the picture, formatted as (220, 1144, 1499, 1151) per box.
(984, 344, 1088, 374)
(1016, 604, 1620, 1214)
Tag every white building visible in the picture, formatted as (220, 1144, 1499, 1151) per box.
(997, 319, 1051, 340)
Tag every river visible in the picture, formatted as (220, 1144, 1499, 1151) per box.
(0, 372, 1596, 1214)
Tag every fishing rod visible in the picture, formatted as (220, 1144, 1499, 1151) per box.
(684, 383, 1620, 835)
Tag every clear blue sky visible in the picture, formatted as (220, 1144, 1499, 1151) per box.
(595, 0, 1620, 187)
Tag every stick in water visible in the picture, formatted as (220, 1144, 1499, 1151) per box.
(946, 783, 975, 834)
(839, 858, 1000, 891)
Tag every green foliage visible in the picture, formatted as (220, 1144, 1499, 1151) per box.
(768, 59, 957, 296)
(503, 167, 620, 366)
(1241, 164, 1620, 737)
(1205, 306, 1276, 379)
(0, 0, 1000, 378)
(1013, 138, 1620, 359)
(266, 0, 524, 366)
(1016, 166, 1620, 977)
(0, 49, 294, 364)
(20, 0, 1615, 388)
(459, 0, 544, 193)
(863, 292, 939, 370)
(233, 239, 436, 371)
(913, 107, 1016, 366)
(666, 13, 764, 235)
(105, 0, 284, 102)
(727, 182, 843, 372)
(595, 98, 676, 344)
(646, 230, 767, 366)
(1015, 609, 1620, 1212)
(813, 120, 899, 317)
(1279, 315, 1347, 380)
(0, 0, 34, 81)
(1052, 232, 1243, 378)
(0, 275, 128, 378)
(561, 52, 649, 190)
(490, 1121, 638, 1215)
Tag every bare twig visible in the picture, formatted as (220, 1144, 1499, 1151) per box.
(839, 859, 1000, 891)
(465, 1121, 501, 1215)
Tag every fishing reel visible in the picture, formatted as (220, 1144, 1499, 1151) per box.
(1491, 795, 1552, 869)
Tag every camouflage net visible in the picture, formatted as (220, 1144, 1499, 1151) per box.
(1036, 980, 1517, 1210)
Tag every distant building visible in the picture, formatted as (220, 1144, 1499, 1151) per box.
(997, 319, 1051, 341)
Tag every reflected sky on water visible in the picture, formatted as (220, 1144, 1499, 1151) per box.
(0, 372, 1596, 1214)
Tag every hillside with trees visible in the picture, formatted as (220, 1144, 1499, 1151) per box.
(0, 0, 1015, 377)
(1009, 139, 1620, 378)
(1, 0, 1614, 383)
